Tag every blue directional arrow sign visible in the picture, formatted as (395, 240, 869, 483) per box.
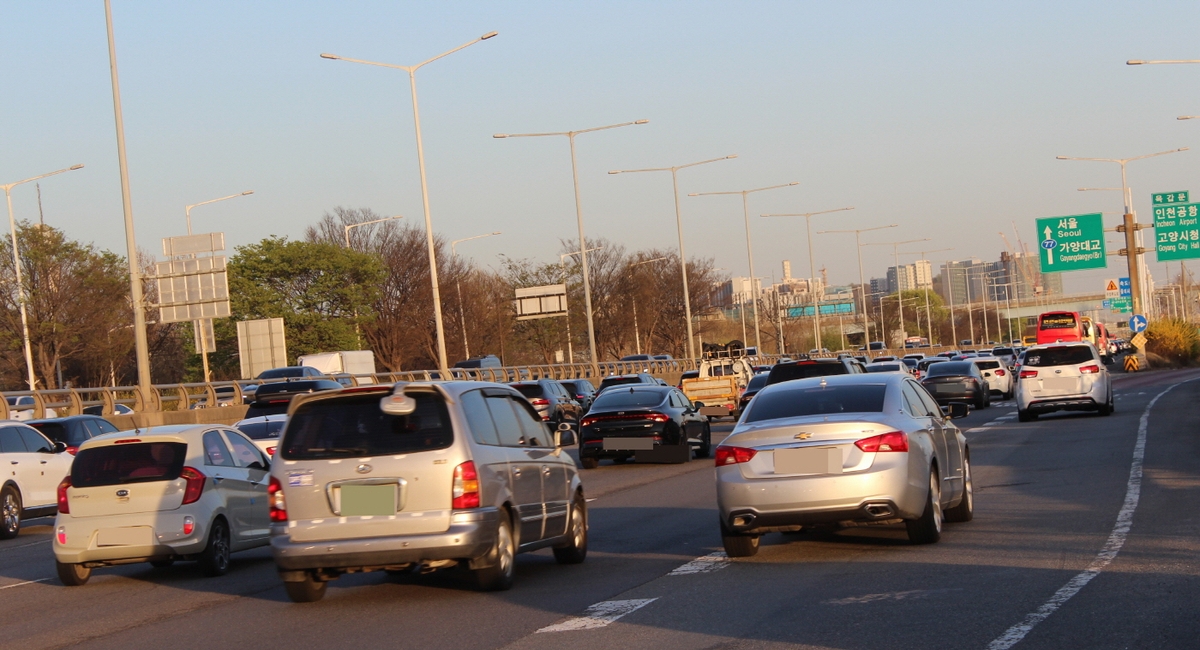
(1129, 314, 1148, 333)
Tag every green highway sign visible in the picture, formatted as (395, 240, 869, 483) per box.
(1153, 201, 1200, 262)
(1037, 213, 1106, 272)
(1152, 191, 1189, 205)
(1107, 297, 1132, 313)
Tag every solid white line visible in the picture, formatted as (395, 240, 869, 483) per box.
(536, 598, 658, 633)
(0, 577, 50, 590)
(0, 539, 51, 551)
(985, 380, 1185, 650)
(668, 551, 729, 576)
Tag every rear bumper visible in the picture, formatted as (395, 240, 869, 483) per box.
(1025, 397, 1099, 414)
(270, 507, 499, 572)
(52, 512, 210, 565)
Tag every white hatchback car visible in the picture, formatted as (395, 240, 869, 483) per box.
(1, 423, 73, 538)
(53, 424, 272, 585)
(972, 358, 1013, 399)
(1016, 343, 1112, 422)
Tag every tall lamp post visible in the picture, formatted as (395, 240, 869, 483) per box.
(689, 182, 800, 352)
(560, 247, 604, 364)
(863, 238, 930, 345)
(182, 189, 255, 382)
(897, 247, 952, 346)
(321, 30, 498, 376)
(762, 206, 855, 352)
(3, 164, 85, 389)
(451, 231, 501, 359)
(609, 154, 737, 361)
(627, 256, 671, 355)
(343, 215, 404, 248)
(818, 224, 898, 348)
(496, 120, 649, 376)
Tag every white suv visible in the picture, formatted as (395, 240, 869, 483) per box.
(1016, 343, 1113, 422)
(1, 423, 72, 538)
(972, 358, 1013, 400)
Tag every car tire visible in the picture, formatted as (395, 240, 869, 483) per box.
(552, 494, 588, 565)
(974, 393, 986, 410)
(580, 457, 599, 470)
(905, 469, 943, 545)
(0, 486, 21, 540)
(721, 520, 760, 558)
(475, 513, 515, 591)
(943, 454, 974, 523)
(198, 518, 231, 577)
(284, 571, 327, 603)
(56, 560, 91, 586)
(695, 425, 712, 459)
(1017, 409, 1037, 422)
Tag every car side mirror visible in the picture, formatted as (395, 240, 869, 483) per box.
(983, 371, 992, 377)
(944, 402, 970, 419)
(247, 461, 267, 471)
(554, 422, 576, 448)
(693, 401, 705, 410)
(52, 441, 67, 454)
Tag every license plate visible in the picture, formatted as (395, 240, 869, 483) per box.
(1041, 377, 1080, 392)
(774, 447, 842, 475)
(339, 484, 397, 516)
(97, 527, 154, 547)
(603, 437, 655, 451)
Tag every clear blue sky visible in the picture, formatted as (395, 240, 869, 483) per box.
(4, 1, 1200, 295)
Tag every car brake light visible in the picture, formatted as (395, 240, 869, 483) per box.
(452, 461, 480, 509)
(581, 412, 669, 427)
(57, 476, 71, 514)
(855, 431, 909, 453)
(183, 516, 195, 535)
(180, 467, 206, 505)
(113, 439, 141, 444)
(266, 446, 276, 456)
(268, 475, 287, 522)
(56, 526, 66, 545)
(994, 369, 1006, 376)
(66, 446, 78, 456)
(530, 398, 549, 406)
(1080, 365, 1100, 374)
(715, 445, 757, 466)
(1020, 369, 1038, 379)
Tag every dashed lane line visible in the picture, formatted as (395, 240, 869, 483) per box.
(536, 598, 658, 633)
(667, 551, 729, 576)
(0, 577, 50, 590)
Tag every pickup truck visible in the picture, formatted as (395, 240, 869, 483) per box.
(682, 357, 754, 419)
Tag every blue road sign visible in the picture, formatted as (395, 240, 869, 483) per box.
(1130, 314, 1148, 333)
(1119, 277, 1131, 298)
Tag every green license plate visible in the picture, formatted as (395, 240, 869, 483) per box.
(339, 484, 397, 516)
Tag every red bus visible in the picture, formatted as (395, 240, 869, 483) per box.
(1036, 311, 1083, 344)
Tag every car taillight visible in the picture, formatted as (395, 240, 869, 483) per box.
(266, 446, 276, 456)
(582, 412, 669, 427)
(183, 516, 195, 535)
(268, 476, 287, 522)
(56, 526, 66, 545)
(452, 461, 480, 509)
(66, 446, 78, 456)
(994, 369, 1006, 376)
(530, 398, 549, 406)
(1080, 364, 1100, 374)
(1020, 369, 1038, 379)
(576, 394, 586, 399)
(855, 431, 909, 453)
(180, 467, 206, 505)
(57, 476, 71, 514)
(715, 445, 757, 466)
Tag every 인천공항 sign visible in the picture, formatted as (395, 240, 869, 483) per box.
(1152, 202, 1200, 262)
(1037, 213, 1106, 272)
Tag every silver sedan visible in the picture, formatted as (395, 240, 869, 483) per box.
(716, 373, 973, 557)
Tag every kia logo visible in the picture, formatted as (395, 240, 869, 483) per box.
(355, 464, 372, 474)
(116, 489, 129, 497)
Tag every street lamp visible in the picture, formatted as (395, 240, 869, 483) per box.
(863, 238, 930, 343)
(451, 231, 501, 359)
(897, 247, 952, 346)
(343, 215, 404, 248)
(560, 247, 604, 364)
(627, 256, 671, 355)
(762, 206, 855, 352)
(321, 30, 498, 376)
(689, 182, 800, 352)
(185, 190, 253, 236)
(609, 154, 737, 360)
(818, 224, 898, 349)
(2, 163, 85, 389)
(495, 120, 649, 376)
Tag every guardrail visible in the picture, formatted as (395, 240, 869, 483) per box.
(0, 345, 991, 418)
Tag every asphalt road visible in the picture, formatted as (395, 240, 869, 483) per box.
(2, 368, 1199, 649)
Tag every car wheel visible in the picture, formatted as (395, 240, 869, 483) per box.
(974, 393, 986, 410)
(553, 494, 588, 565)
(0, 486, 21, 540)
(475, 512, 515, 591)
(55, 560, 91, 586)
(198, 518, 231, 577)
(284, 571, 327, 603)
(905, 469, 942, 544)
(943, 454, 974, 523)
(580, 457, 599, 470)
(721, 520, 760, 558)
(695, 425, 712, 459)
(1017, 409, 1037, 422)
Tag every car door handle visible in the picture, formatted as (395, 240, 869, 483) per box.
(212, 476, 223, 482)
(511, 468, 521, 476)
(542, 466, 551, 476)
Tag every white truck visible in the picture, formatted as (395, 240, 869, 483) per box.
(296, 350, 377, 375)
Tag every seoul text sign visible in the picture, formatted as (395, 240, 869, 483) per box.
(1037, 213, 1106, 273)
(1152, 202, 1200, 262)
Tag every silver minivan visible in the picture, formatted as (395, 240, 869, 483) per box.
(268, 381, 587, 602)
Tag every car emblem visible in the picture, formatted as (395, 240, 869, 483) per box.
(794, 432, 813, 440)
(115, 489, 129, 497)
(355, 463, 372, 474)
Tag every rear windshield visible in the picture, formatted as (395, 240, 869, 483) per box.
(745, 385, 888, 423)
(512, 385, 544, 398)
(1024, 346, 1094, 367)
(281, 392, 453, 460)
(591, 389, 666, 410)
(993, 348, 1014, 356)
(866, 364, 902, 373)
(925, 362, 974, 377)
(72, 442, 188, 487)
(28, 422, 78, 446)
(767, 361, 849, 384)
(1040, 314, 1077, 330)
(975, 360, 1002, 370)
(599, 376, 643, 391)
(244, 403, 290, 419)
(237, 420, 286, 440)
(257, 367, 306, 380)
(746, 374, 769, 391)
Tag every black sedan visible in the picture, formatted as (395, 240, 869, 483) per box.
(920, 360, 990, 409)
(560, 378, 598, 413)
(578, 385, 710, 469)
(26, 415, 120, 455)
(737, 373, 770, 415)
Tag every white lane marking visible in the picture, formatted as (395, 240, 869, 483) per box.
(0, 577, 50, 590)
(0, 539, 51, 551)
(585, 498, 597, 503)
(537, 598, 658, 633)
(668, 551, 729, 576)
(825, 587, 963, 605)
(986, 379, 1187, 650)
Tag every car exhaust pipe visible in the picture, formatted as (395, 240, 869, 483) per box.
(732, 514, 756, 528)
(864, 503, 894, 518)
